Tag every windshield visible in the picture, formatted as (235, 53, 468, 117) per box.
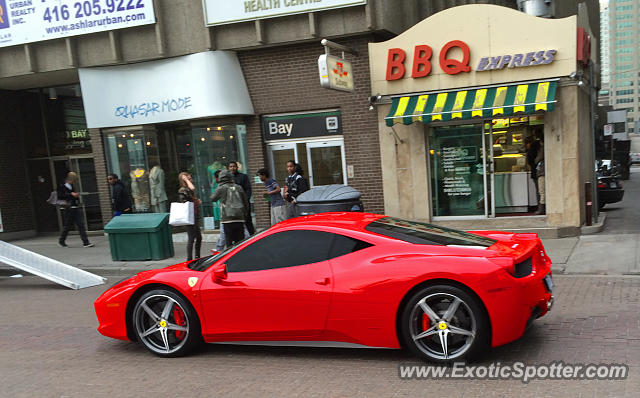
(187, 229, 270, 271)
(365, 217, 496, 247)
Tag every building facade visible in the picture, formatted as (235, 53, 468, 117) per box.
(369, 4, 599, 230)
(0, 0, 524, 239)
(0, 0, 599, 240)
(606, 0, 640, 132)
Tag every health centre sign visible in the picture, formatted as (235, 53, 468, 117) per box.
(0, 0, 156, 48)
(203, 0, 366, 26)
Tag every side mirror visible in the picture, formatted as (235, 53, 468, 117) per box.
(213, 263, 228, 281)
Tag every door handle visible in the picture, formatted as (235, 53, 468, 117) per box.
(315, 277, 330, 286)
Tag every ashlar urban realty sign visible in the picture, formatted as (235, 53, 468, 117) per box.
(203, 0, 366, 26)
(0, 0, 156, 48)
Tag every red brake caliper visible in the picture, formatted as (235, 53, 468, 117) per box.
(422, 313, 431, 332)
(173, 307, 186, 340)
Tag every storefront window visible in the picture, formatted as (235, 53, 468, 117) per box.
(104, 130, 161, 212)
(46, 96, 91, 157)
(429, 124, 485, 217)
(428, 116, 545, 218)
(104, 122, 248, 225)
(176, 124, 248, 228)
(491, 116, 543, 214)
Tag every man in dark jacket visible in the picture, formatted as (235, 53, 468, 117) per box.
(107, 173, 132, 216)
(228, 161, 255, 235)
(525, 136, 541, 210)
(58, 172, 93, 248)
(211, 170, 248, 247)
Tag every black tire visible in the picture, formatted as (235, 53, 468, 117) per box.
(132, 289, 202, 357)
(599, 202, 605, 210)
(400, 284, 489, 363)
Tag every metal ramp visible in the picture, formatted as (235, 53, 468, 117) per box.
(0, 240, 106, 289)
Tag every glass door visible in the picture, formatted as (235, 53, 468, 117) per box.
(70, 156, 103, 230)
(267, 142, 296, 188)
(306, 140, 347, 187)
(429, 124, 489, 218)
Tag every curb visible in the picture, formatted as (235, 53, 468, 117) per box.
(580, 213, 607, 235)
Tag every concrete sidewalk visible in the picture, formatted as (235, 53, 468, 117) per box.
(2, 231, 640, 279)
(545, 235, 640, 275)
(0, 233, 222, 278)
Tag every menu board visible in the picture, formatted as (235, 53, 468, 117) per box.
(441, 146, 477, 197)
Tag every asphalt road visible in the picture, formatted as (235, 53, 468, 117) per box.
(601, 165, 640, 234)
(1, 275, 639, 397)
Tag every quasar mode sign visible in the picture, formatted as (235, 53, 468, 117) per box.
(0, 0, 155, 48)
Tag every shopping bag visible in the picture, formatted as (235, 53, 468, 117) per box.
(169, 202, 194, 226)
(46, 191, 70, 207)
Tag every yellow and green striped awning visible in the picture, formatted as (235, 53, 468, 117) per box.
(385, 81, 557, 127)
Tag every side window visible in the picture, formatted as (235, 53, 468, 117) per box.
(225, 230, 334, 272)
(329, 234, 373, 260)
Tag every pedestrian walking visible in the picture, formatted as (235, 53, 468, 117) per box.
(213, 170, 250, 252)
(228, 161, 255, 235)
(107, 173, 132, 216)
(211, 170, 248, 248)
(178, 172, 202, 261)
(58, 172, 93, 248)
(283, 160, 309, 218)
(257, 168, 287, 225)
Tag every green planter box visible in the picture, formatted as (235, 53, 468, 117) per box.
(104, 213, 174, 261)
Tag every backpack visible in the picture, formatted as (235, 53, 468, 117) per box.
(46, 191, 70, 207)
(223, 185, 246, 220)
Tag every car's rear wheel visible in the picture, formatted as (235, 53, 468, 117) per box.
(132, 289, 201, 357)
(400, 284, 488, 363)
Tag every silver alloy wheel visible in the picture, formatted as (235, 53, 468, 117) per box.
(133, 294, 190, 355)
(409, 292, 477, 360)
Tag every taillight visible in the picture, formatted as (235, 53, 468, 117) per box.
(514, 257, 533, 278)
(597, 182, 607, 189)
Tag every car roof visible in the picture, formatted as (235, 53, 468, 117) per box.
(273, 212, 386, 233)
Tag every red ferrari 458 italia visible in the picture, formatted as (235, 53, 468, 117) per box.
(95, 212, 554, 363)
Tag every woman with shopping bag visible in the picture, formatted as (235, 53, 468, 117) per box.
(176, 172, 202, 261)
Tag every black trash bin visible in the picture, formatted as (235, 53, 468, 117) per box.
(294, 185, 364, 217)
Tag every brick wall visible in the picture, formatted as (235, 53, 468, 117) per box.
(238, 36, 384, 229)
(0, 90, 37, 234)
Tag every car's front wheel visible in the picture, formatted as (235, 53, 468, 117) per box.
(132, 289, 201, 357)
(400, 284, 488, 363)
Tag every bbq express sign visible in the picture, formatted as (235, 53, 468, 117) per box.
(368, 5, 576, 96)
(385, 41, 557, 80)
